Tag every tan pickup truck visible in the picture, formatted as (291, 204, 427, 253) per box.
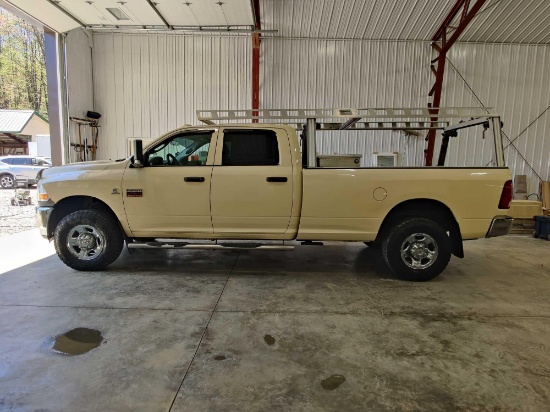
(36, 108, 512, 281)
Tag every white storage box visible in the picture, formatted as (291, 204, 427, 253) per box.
(317, 154, 362, 167)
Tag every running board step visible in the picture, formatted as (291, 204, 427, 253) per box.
(128, 241, 294, 251)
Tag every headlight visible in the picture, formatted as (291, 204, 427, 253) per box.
(37, 184, 50, 202)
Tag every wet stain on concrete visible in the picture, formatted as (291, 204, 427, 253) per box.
(321, 374, 346, 390)
(52, 327, 103, 356)
(264, 334, 276, 346)
(214, 355, 226, 361)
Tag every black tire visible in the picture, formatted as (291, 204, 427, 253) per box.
(54, 210, 124, 271)
(0, 174, 15, 189)
(381, 217, 451, 282)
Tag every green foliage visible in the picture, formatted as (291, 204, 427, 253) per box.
(0, 8, 48, 119)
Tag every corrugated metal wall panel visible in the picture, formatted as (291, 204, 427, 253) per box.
(65, 28, 94, 163)
(443, 43, 550, 195)
(92, 33, 251, 159)
(261, 38, 433, 166)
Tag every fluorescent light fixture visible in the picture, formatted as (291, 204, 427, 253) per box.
(106, 8, 130, 21)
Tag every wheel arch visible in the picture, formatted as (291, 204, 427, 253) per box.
(47, 195, 124, 239)
(376, 198, 464, 258)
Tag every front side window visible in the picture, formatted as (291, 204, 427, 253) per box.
(146, 132, 212, 166)
(222, 130, 279, 166)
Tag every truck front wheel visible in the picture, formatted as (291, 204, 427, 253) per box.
(54, 210, 124, 271)
(381, 217, 451, 282)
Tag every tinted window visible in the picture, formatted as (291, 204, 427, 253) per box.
(11, 158, 29, 165)
(0, 158, 12, 165)
(222, 130, 279, 166)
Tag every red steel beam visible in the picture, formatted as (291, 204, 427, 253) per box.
(425, 0, 487, 166)
(251, 0, 261, 123)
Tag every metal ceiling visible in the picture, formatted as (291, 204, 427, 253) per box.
(260, 0, 461, 40)
(3, 0, 549, 43)
(3, 0, 254, 32)
(260, 0, 550, 44)
(460, 0, 550, 44)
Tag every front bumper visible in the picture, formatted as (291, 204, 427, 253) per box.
(486, 216, 513, 238)
(36, 206, 54, 239)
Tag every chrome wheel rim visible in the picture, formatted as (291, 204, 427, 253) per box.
(1, 176, 13, 188)
(66, 224, 106, 261)
(400, 233, 438, 270)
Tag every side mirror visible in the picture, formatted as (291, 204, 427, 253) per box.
(133, 139, 144, 168)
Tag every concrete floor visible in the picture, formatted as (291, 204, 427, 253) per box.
(0, 235, 549, 411)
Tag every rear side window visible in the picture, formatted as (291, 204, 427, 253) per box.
(11, 158, 28, 165)
(222, 130, 279, 166)
(0, 158, 12, 165)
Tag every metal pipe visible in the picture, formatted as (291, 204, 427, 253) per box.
(307, 118, 317, 168)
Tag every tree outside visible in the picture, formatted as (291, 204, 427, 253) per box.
(0, 8, 48, 119)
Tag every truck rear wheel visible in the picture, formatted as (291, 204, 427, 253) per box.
(381, 217, 451, 282)
(54, 210, 124, 271)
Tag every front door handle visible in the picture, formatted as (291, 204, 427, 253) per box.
(184, 177, 205, 182)
(266, 177, 288, 183)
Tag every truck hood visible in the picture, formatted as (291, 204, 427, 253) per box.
(41, 159, 126, 179)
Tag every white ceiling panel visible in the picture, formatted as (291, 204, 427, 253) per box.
(460, 0, 550, 44)
(260, 0, 550, 44)
(260, 0, 460, 40)
(4, 0, 81, 32)
(156, 0, 254, 26)
(56, 0, 165, 26)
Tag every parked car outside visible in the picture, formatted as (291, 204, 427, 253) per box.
(0, 155, 51, 188)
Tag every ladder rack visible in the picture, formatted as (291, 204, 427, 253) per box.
(197, 107, 498, 130)
(196, 107, 505, 168)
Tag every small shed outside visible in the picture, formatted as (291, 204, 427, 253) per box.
(0, 110, 50, 155)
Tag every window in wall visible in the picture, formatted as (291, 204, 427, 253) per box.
(146, 132, 212, 166)
(222, 130, 280, 166)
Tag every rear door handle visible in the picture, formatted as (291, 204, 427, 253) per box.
(266, 177, 288, 182)
(184, 177, 205, 182)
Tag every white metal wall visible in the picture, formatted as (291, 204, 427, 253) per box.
(65, 28, 94, 163)
(262, 38, 550, 194)
(261, 38, 434, 167)
(443, 43, 550, 195)
(91, 33, 251, 160)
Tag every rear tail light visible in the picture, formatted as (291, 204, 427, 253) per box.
(498, 180, 513, 209)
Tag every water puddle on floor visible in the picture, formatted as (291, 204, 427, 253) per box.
(264, 334, 276, 346)
(321, 374, 346, 390)
(52, 327, 103, 356)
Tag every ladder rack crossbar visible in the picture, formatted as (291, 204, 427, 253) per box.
(197, 107, 497, 125)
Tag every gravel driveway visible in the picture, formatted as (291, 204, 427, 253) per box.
(0, 188, 38, 237)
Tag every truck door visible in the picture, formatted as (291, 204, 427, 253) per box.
(210, 128, 293, 235)
(122, 130, 216, 237)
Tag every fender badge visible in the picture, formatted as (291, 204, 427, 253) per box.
(111, 188, 120, 195)
(126, 189, 143, 197)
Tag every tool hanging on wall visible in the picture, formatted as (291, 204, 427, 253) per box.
(69, 111, 102, 162)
